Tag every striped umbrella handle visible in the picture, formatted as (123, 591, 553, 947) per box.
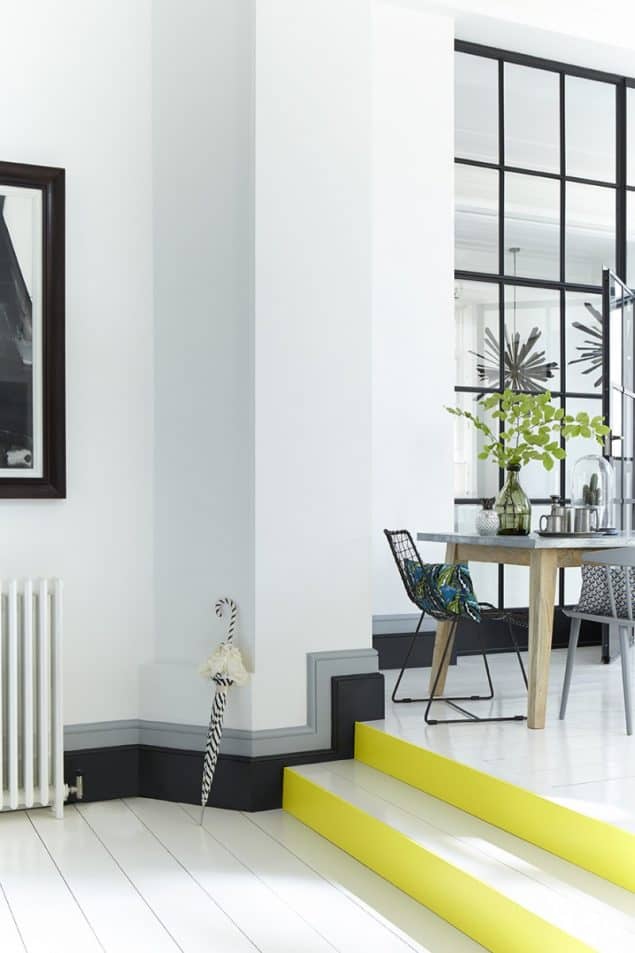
(215, 597, 238, 643)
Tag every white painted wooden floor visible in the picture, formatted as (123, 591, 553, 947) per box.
(0, 797, 484, 953)
(378, 644, 635, 832)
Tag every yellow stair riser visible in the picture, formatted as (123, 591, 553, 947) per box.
(283, 768, 593, 953)
(355, 722, 635, 894)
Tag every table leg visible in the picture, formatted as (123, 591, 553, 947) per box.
(428, 543, 458, 696)
(527, 550, 558, 729)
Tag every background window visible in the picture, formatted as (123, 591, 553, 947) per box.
(454, 43, 625, 608)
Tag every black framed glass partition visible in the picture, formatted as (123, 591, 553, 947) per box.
(454, 41, 635, 608)
(603, 269, 635, 532)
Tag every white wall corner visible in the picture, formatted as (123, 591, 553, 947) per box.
(371, 2, 455, 616)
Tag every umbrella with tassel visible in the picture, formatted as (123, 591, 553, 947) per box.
(198, 597, 248, 823)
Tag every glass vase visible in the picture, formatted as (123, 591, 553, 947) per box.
(495, 465, 531, 535)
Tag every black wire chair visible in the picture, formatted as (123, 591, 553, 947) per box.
(384, 529, 527, 724)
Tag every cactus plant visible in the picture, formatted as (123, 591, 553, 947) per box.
(582, 472, 601, 506)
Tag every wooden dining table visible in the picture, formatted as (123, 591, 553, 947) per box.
(417, 531, 635, 729)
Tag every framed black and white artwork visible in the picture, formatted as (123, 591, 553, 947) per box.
(0, 161, 65, 498)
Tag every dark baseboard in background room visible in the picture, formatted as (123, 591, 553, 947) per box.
(63, 671, 385, 812)
(373, 607, 601, 669)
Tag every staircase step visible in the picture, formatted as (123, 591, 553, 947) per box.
(283, 761, 635, 953)
(355, 722, 635, 893)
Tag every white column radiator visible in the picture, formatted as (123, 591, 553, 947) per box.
(0, 578, 64, 818)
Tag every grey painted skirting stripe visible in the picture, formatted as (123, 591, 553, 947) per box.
(65, 647, 378, 758)
(64, 720, 142, 750)
(372, 613, 435, 635)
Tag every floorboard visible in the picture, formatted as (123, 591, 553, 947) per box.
(28, 805, 180, 953)
(125, 796, 337, 953)
(76, 800, 257, 953)
(0, 810, 102, 953)
(0, 881, 26, 953)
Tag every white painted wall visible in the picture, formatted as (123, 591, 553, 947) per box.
(252, 0, 373, 729)
(423, 0, 635, 76)
(151, 0, 254, 730)
(372, 1, 455, 617)
(149, 0, 458, 727)
(148, 0, 375, 733)
(0, 1, 154, 724)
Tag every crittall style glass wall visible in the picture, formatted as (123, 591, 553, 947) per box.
(453, 41, 635, 607)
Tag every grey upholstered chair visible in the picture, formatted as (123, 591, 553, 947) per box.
(560, 548, 635, 735)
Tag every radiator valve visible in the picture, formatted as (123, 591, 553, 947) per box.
(65, 772, 84, 802)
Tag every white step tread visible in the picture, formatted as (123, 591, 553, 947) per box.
(289, 761, 635, 953)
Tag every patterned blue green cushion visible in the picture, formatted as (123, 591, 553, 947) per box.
(404, 559, 481, 622)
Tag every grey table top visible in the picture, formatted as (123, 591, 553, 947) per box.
(417, 531, 635, 550)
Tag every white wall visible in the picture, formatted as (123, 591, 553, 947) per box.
(151, 0, 255, 730)
(149, 0, 458, 727)
(0, 1, 154, 724)
(149, 0, 375, 733)
(252, 0, 373, 729)
(372, 1, 455, 617)
(424, 0, 635, 76)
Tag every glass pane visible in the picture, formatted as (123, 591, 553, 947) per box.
(520, 444, 560, 499)
(503, 285, 560, 392)
(625, 292, 634, 392)
(628, 88, 635, 186)
(612, 459, 633, 531)
(452, 392, 500, 500)
(505, 173, 560, 281)
(608, 279, 623, 388)
(627, 191, 635, 288)
(624, 396, 633, 462)
(625, 459, 634, 503)
(504, 64, 559, 173)
(455, 164, 498, 274)
(611, 386, 623, 442)
(454, 280, 500, 389)
(564, 567, 582, 606)
(0, 188, 41, 477)
(504, 564, 529, 608)
(565, 183, 615, 285)
(565, 76, 615, 182)
(565, 396, 606, 498)
(565, 291, 603, 394)
(623, 499, 633, 533)
(455, 52, 498, 163)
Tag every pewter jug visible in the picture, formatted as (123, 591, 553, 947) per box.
(573, 507, 599, 534)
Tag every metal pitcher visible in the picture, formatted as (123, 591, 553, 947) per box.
(573, 507, 599, 534)
(539, 495, 569, 534)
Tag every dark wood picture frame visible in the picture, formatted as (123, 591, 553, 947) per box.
(0, 161, 65, 498)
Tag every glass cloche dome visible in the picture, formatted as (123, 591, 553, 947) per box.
(570, 454, 615, 530)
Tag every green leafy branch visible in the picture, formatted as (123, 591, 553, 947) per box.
(446, 390, 610, 472)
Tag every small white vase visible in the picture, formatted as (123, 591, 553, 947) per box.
(475, 501, 499, 536)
